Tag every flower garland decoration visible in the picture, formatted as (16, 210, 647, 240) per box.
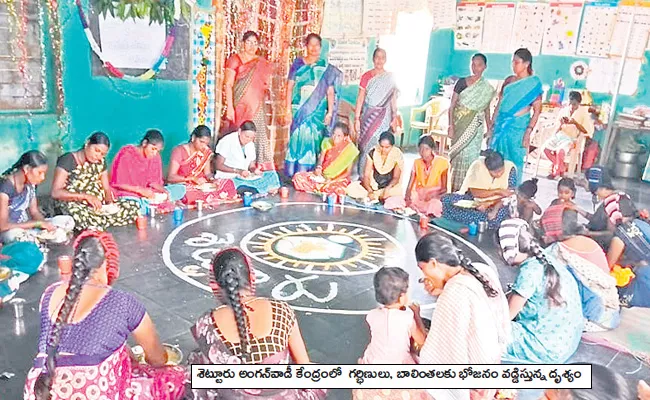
(75, 0, 179, 80)
(191, 13, 216, 128)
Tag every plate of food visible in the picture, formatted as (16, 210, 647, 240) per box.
(100, 204, 120, 215)
(38, 229, 67, 244)
(251, 201, 273, 211)
(454, 200, 477, 209)
(239, 174, 261, 181)
(131, 344, 183, 366)
(149, 192, 168, 204)
(310, 175, 325, 184)
(197, 183, 216, 193)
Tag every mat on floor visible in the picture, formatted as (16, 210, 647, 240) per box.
(582, 307, 650, 365)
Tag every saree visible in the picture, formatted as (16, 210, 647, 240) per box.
(346, 146, 405, 210)
(292, 137, 359, 196)
(449, 78, 495, 192)
(56, 160, 140, 231)
(358, 71, 397, 174)
(490, 76, 543, 184)
(409, 156, 449, 217)
(187, 311, 327, 400)
(24, 344, 187, 400)
(226, 55, 274, 170)
(284, 58, 342, 177)
(170, 145, 237, 206)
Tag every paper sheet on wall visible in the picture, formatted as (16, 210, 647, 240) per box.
(327, 39, 369, 85)
(511, 2, 549, 55)
(481, 3, 515, 53)
(542, 3, 583, 56)
(429, 0, 456, 29)
(98, 15, 166, 69)
(363, 0, 395, 37)
(576, 1, 617, 57)
(454, 2, 485, 50)
(586, 57, 642, 95)
(610, 2, 650, 59)
(321, 0, 363, 38)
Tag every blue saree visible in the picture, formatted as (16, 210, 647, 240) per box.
(284, 58, 342, 177)
(490, 76, 543, 184)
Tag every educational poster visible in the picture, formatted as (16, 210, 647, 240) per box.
(542, 3, 583, 56)
(429, 0, 456, 29)
(98, 15, 166, 69)
(586, 57, 642, 95)
(481, 3, 516, 53)
(455, 2, 486, 50)
(321, 0, 363, 38)
(511, 2, 549, 55)
(363, 0, 395, 37)
(327, 39, 368, 85)
(610, 2, 650, 59)
(576, 1, 617, 57)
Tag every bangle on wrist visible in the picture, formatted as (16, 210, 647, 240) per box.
(34, 221, 42, 229)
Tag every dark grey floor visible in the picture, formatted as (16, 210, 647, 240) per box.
(1, 178, 650, 399)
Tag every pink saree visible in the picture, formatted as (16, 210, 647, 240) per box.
(24, 344, 187, 400)
(110, 145, 164, 197)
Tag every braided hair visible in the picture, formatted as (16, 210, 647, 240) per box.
(415, 233, 498, 297)
(211, 248, 253, 362)
(2, 150, 48, 177)
(518, 226, 565, 307)
(33, 236, 107, 400)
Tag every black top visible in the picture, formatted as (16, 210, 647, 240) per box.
(588, 193, 637, 232)
(56, 152, 106, 173)
(368, 149, 394, 190)
(454, 78, 468, 94)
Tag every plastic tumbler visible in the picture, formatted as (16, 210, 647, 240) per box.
(280, 187, 289, 198)
(243, 192, 253, 207)
(327, 194, 337, 207)
(136, 216, 147, 230)
(173, 207, 184, 221)
(419, 215, 429, 229)
(196, 200, 204, 212)
(10, 298, 25, 319)
(468, 222, 478, 236)
(338, 194, 346, 205)
(57, 256, 72, 276)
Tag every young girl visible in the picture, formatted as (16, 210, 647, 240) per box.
(359, 267, 426, 364)
(551, 177, 590, 218)
(516, 178, 541, 223)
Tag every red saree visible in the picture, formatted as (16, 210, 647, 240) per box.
(224, 54, 275, 170)
(170, 145, 237, 205)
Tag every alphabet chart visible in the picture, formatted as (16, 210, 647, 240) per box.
(542, 2, 583, 55)
(455, 2, 486, 50)
(609, 1, 650, 59)
(429, 0, 457, 30)
(511, 2, 550, 55)
(576, 1, 617, 57)
(481, 3, 516, 54)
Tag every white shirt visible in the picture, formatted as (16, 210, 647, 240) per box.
(214, 132, 256, 179)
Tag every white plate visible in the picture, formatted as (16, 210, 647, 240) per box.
(239, 174, 261, 181)
(100, 204, 120, 215)
(251, 201, 273, 211)
(149, 192, 168, 204)
(310, 176, 325, 184)
(454, 200, 476, 209)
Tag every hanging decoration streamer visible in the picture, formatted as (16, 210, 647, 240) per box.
(75, 0, 177, 80)
(191, 12, 216, 128)
(44, 0, 69, 148)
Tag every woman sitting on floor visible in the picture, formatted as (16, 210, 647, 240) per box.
(542, 206, 620, 331)
(405, 135, 449, 217)
(51, 132, 140, 231)
(292, 122, 359, 196)
(441, 149, 516, 230)
(1, 151, 74, 244)
(415, 233, 510, 400)
(499, 218, 583, 364)
(213, 121, 280, 195)
(110, 129, 185, 213)
(187, 248, 326, 400)
(346, 131, 405, 210)
(24, 230, 186, 400)
(167, 125, 237, 206)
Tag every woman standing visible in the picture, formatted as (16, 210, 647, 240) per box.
(284, 33, 342, 177)
(167, 125, 237, 206)
(292, 122, 359, 196)
(448, 53, 495, 192)
(223, 31, 275, 171)
(490, 48, 543, 184)
(499, 218, 583, 364)
(415, 233, 510, 400)
(405, 135, 449, 217)
(354, 48, 398, 174)
(51, 132, 140, 231)
(187, 248, 326, 400)
(24, 230, 186, 400)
